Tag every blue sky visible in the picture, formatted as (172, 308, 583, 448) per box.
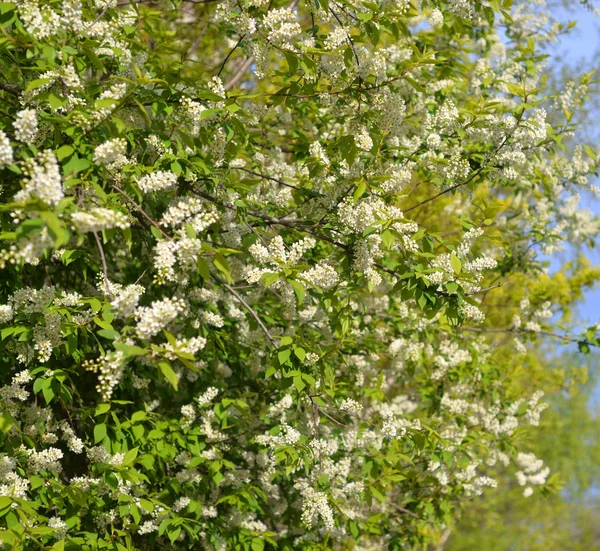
(545, 4, 600, 327)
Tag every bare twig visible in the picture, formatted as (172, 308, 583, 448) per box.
(389, 503, 423, 521)
(218, 34, 246, 78)
(319, 408, 352, 428)
(461, 326, 594, 346)
(224, 0, 299, 90)
(231, 166, 301, 191)
(212, 273, 277, 347)
(93, 231, 112, 299)
(112, 184, 171, 240)
(224, 57, 255, 91)
(466, 281, 506, 296)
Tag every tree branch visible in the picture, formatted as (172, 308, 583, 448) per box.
(461, 326, 595, 346)
(0, 82, 20, 97)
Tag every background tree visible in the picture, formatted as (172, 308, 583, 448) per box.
(447, 351, 600, 551)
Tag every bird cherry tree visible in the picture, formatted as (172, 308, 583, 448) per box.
(0, 0, 599, 549)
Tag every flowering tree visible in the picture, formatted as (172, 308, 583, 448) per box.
(0, 0, 599, 549)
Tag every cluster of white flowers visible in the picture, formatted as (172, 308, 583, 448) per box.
(515, 452, 550, 497)
(173, 496, 191, 512)
(268, 394, 293, 419)
(83, 350, 125, 401)
(71, 207, 130, 233)
(14, 150, 63, 206)
(353, 236, 383, 287)
(250, 235, 314, 265)
(338, 197, 402, 234)
(87, 445, 110, 464)
(525, 391, 548, 426)
(161, 197, 219, 231)
(0, 304, 13, 324)
(200, 310, 224, 328)
(153, 236, 203, 284)
(48, 517, 68, 540)
(339, 398, 363, 414)
(428, 8, 444, 28)
(0, 131, 13, 167)
(0, 370, 33, 411)
(300, 262, 339, 290)
(247, 236, 316, 284)
(106, 281, 145, 319)
(135, 297, 187, 339)
(262, 8, 301, 47)
(256, 424, 301, 448)
(181, 404, 196, 429)
(27, 447, 64, 473)
(0, 456, 29, 499)
(18, 0, 64, 39)
(13, 109, 38, 144)
(309, 141, 330, 166)
(296, 482, 335, 529)
(137, 170, 178, 194)
(197, 387, 219, 407)
(179, 97, 209, 136)
(60, 422, 84, 454)
(163, 336, 206, 361)
(354, 127, 373, 151)
(93, 138, 129, 168)
(324, 26, 348, 51)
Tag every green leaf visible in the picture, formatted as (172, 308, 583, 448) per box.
(278, 348, 291, 364)
(213, 253, 232, 283)
(197, 257, 211, 280)
(290, 280, 305, 305)
(158, 361, 179, 390)
(25, 78, 53, 92)
(95, 403, 111, 416)
(294, 347, 306, 362)
(55, 145, 74, 161)
(94, 423, 107, 444)
(0, 412, 15, 434)
(123, 447, 139, 466)
(450, 253, 462, 275)
(354, 181, 367, 202)
(370, 486, 386, 503)
(62, 154, 92, 176)
(113, 342, 148, 357)
(131, 411, 147, 423)
(293, 375, 306, 392)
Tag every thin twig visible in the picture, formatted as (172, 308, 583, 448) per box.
(225, 57, 255, 91)
(93, 231, 112, 299)
(218, 34, 246, 78)
(231, 166, 301, 190)
(461, 326, 594, 346)
(224, 0, 299, 90)
(212, 273, 277, 347)
(112, 184, 171, 240)
(319, 408, 352, 428)
(389, 503, 423, 521)
(466, 281, 506, 296)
